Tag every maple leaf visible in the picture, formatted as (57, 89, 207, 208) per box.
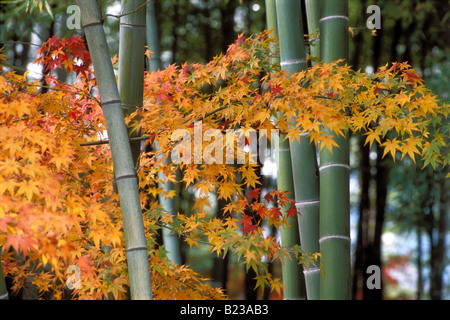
(381, 138, 400, 160)
(5, 233, 35, 254)
(286, 202, 298, 218)
(247, 187, 260, 202)
(192, 196, 211, 211)
(16, 180, 40, 201)
(264, 191, 275, 203)
(400, 137, 421, 163)
(239, 214, 257, 235)
(319, 134, 340, 152)
(364, 128, 381, 148)
(269, 207, 282, 219)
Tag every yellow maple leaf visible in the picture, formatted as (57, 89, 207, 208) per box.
(364, 128, 381, 148)
(381, 138, 400, 160)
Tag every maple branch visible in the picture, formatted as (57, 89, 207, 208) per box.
(155, 221, 212, 247)
(12, 81, 101, 105)
(0, 40, 42, 47)
(80, 135, 151, 146)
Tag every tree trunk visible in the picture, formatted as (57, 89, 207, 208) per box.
(352, 135, 371, 299)
(76, 0, 152, 300)
(430, 168, 448, 300)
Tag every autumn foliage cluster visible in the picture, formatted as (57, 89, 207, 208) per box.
(0, 32, 448, 299)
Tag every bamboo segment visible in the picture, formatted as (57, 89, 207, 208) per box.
(146, 5, 181, 265)
(275, 0, 321, 300)
(268, 0, 305, 299)
(305, 0, 320, 65)
(146, 0, 162, 72)
(274, 0, 312, 300)
(119, 0, 147, 167)
(76, 0, 152, 300)
(319, 0, 351, 300)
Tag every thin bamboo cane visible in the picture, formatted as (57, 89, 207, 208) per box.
(318, 0, 351, 300)
(76, 0, 152, 300)
(146, 4, 181, 265)
(305, 0, 320, 65)
(146, 0, 161, 72)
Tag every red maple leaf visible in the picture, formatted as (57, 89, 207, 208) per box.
(239, 214, 257, 235)
(247, 187, 260, 201)
(269, 207, 282, 219)
(264, 191, 275, 203)
(270, 84, 284, 96)
(286, 202, 298, 218)
(373, 86, 383, 95)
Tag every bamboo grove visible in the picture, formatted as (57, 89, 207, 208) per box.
(0, 0, 448, 300)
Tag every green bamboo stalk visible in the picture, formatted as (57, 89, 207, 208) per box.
(275, 0, 320, 300)
(146, 0, 161, 72)
(76, 0, 152, 300)
(318, 0, 351, 300)
(0, 249, 8, 300)
(146, 4, 181, 265)
(118, 0, 147, 167)
(305, 0, 320, 65)
(270, 0, 305, 300)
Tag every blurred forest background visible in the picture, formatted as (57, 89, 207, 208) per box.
(1, 0, 449, 299)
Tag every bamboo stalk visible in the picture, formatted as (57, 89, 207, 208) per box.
(76, 0, 152, 300)
(318, 0, 351, 300)
(118, 0, 147, 167)
(146, 4, 181, 265)
(305, 0, 320, 65)
(275, 0, 320, 300)
(271, 0, 306, 300)
(146, 0, 162, 72)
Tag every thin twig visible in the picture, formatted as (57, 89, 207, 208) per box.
(104, 0, 153, 19)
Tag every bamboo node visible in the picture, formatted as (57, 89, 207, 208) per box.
(115, 174, 137, 182)
(82, 21, 104, 29)
(126, 246, 147, 253)
(319, 15, 349, 23)
(295, 200, 319, 207)
(319, 234, 350, 243)
(280, 59, 307, 67)
(319, 163, 350, 171)
(303, 267, 321, 274)
(100, 99, 122, 108)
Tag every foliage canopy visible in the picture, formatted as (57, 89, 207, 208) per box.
(0, 31, 447, 299)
